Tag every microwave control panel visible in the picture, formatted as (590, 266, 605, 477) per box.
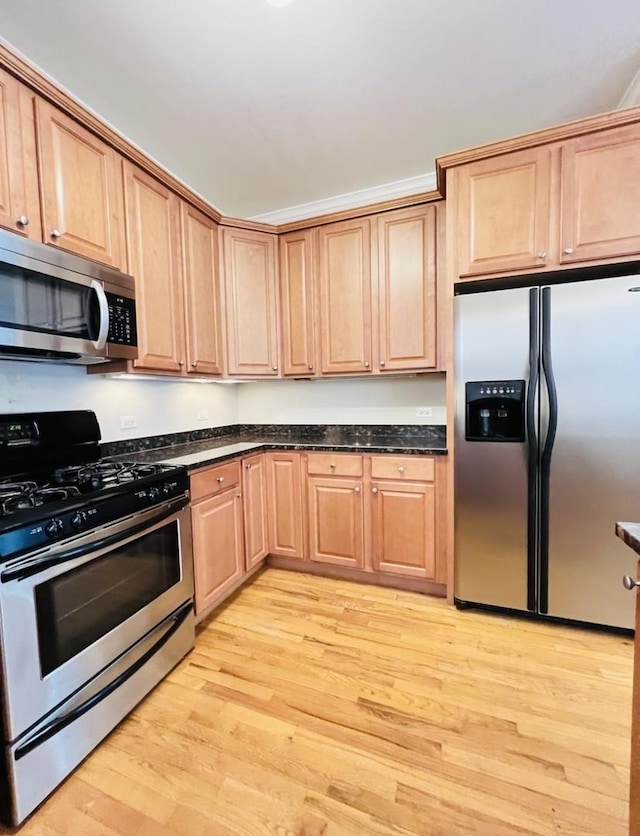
(106, 293, 137, 347)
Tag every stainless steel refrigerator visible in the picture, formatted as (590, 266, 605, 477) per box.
(454, 274, 640, 630)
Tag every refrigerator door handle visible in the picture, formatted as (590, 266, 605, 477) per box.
(539, 286, 558, 613)
(526, 288, 539, 611)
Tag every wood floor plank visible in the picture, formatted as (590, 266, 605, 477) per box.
(13, 568, 632, 835)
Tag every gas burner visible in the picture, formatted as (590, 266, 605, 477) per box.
(53, 460, 166, 493)
(0, 482, 81, 517)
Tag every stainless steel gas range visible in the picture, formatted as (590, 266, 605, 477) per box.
(0, 410, 194, 826)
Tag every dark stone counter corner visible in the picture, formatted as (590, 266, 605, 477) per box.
(101, 423, 447, 470)
(616, 522, 640, 558)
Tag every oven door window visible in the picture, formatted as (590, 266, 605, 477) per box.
(34, 522, 181, 676)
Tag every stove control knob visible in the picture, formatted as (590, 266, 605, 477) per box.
(45, 518, 64, 538)
(162, 483, 173, 497)
(148, 486, 161, 502)
(70, 511, 88, 530)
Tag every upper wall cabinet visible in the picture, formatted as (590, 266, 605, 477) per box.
(317, 217, 373, 375)
(35, 100, 125, 268)
(279, 229, 316, 377)
(456, 147, 551, 279)
(222, 227, 279, 377)
(181, 203, 223, 376)
(376, 205, 438, 371)
(449, 120, 640, 282)
(123, 162, 185, 372)
(0, 68, 40, 240)
(560, 125, 640, 265)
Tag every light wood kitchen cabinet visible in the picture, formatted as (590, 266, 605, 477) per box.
(560, 125, 640, 265)
(376, 205, 438, 371)
(317, 217, 373, 374)
(222, 227, 279, 377)
(370, 456, 436, 580)
(279, 229, 316, 377)
(123, 161, 185, 372)
(36, 99, 125, 267)
(181, 203, 223, 376)
(266, 451, 305, 559)
(190, 462, 244, 616)
(0, 68, 40, 240)
(456, 146, 552, 279)
(306, 453, 364, 568)
(242, 454, 268, 570)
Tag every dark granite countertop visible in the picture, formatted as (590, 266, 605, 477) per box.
(616, 522, 640, 558)
(102, 424, 447, 471)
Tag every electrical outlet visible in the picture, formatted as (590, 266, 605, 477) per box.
(197, 409, 209, 421)
(120, 415, 137, 429)
(416, 407, 432, 418)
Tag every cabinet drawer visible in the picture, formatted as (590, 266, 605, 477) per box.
(306, 453, 363, 477)
(190, 460, 241, 502)
(371, 456, 435, 482)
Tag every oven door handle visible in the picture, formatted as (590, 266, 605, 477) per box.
(14, 600, 193, 761)
(1, 499, 187, 583)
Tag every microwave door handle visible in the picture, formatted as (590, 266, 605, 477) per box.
(90, 280, 109, 350)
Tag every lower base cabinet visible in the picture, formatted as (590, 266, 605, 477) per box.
(190, 449, 446, 617)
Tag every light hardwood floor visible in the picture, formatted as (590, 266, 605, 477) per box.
(16, 568, 633, 835)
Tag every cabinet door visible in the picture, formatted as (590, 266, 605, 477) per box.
(266, 452, 304, 559)
(457, 147, 551, 278)
(123, 162, 185, 372)
(191, 489, 244, 615)
(318, 218, 372, 374)
(181, 203, 223, 376)
(222, 228, 279, 376)
(279, 229, 316, 376)
(0, 69, 40, 239)
(36, 99, 124, 267)
(370, 480, 436, 579)
(242, 454, 268, 570)
(560, 125, 640, 264)
(377, 205, 437, 371)
(307, 476, 364, 568)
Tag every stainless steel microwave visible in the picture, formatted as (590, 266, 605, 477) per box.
(0, 229, 137, 365)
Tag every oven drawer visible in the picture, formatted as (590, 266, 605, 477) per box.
(370, 456, 435, 482)
(306, 453, 363, 477)
(190, 460, 241, 501)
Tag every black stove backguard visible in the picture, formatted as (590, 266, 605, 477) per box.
(0, 410, 101, 482)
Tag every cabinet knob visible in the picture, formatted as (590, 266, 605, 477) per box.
(398, 466, 405, 473)
(537, 251, 546, 259)
(329, 463, 336, 469)
(380, 360, 385, 366)
(236, 493, 241, 499)
(244, 464, 250, 469)
(272, 366, 278, 371)
(372, 487, 378, 494)
(354, 486, 361, 493)
(364, 362, 370, 368)
(216, 476, 224, 483)
(16, 215, 29, 227)
(191, 361, 198, 368)
(308, 365, 313, 370)
(622, 575, 640, 590)
(178, 360, 185, 367)
(564, 247, 574, 255)
(51, 229, 62, 239)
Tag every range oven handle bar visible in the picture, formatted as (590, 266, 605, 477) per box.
(1, 498, 187, 583)
(14, 600, 193, 761)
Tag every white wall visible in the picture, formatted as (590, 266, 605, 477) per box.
(237, 375, 446, 425)
(0, 362, 239, 442)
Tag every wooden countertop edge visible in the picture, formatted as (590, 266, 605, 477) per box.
(616, 522, 640, 557)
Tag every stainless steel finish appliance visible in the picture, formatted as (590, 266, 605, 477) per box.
(0, 411, 194, 826)
(0, 229, 137, 364)
(454, 274, 640, 630)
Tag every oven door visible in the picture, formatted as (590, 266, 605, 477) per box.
(0, 497, 193, 741)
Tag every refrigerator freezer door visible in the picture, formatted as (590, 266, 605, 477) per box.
(546, 275, 640, 629)
(454, 288, 534, 610)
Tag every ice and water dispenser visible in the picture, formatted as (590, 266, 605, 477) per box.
(465, 380, 526, 442)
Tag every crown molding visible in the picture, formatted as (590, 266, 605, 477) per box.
(250, 173, 438, 225)
(618, 66, 640, 108)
